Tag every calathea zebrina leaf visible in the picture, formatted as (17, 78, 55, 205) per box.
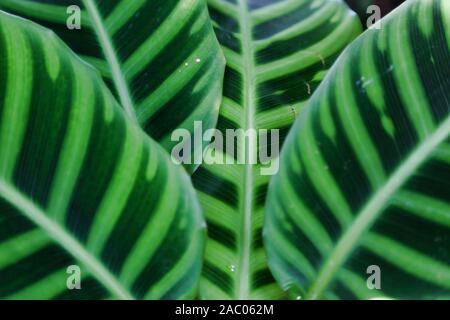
(0, 0, 225, 170)
(265, 0, 450, 300)
(193, 0, 362, 299)
(0, 11, 204, 299)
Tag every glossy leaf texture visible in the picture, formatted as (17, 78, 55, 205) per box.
(0, 0, 225, 168)
(0, 11, 204, 299)
(265, 0, 450, 300)
(193, 0, 361, 299)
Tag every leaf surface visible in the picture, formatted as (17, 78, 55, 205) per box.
(0, 11, 204, 299)
(265, 0, 450, 299)
(194, 0, 361, 299)
(0, 0, 225, 166)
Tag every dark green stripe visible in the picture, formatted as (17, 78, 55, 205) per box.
(193, 167, 239, 209)
(66, 91, 125, 243)
(113, 0, 179, 62)
(101, 146, 168, 274)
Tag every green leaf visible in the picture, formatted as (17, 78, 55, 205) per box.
(194, 0, 361, 299)
(0, 0, 225, 167)
(265, 0, 450, 300)
(0, 11, 204, 299)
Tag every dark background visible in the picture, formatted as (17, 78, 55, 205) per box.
(345, 0, 407, 27)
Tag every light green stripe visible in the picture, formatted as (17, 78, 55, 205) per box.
(251, 283, 286, 300)
(80, 55, 112, 78)
(251, 0, 309, 23)
(135, 18, 216, 124)
(359, 31, 395, 138)
(144, 234, 202, 299)
(48, 56, 95, 222)
(119, 161, 179, 286)
(200, 278, 229, 299)
(0, 229, 50, 270)
(389, 11, 435, 140)
(338, 269, 388, 299)
(209, 0, 238, 17)
(299, 104, 354, 226)
(87, 122, 143, 255)
(335, 53, 386, 188)
(6, 269, 89, 300)
(0, 19, 32, 180)
(443, 0, 450, 49)
(0, 0, 91, 27)
(199, 193, 237, 229)
(433, 143, 450, 164)
(256, 102, 305, 130)
(254, 1, 338, 50)
(268, 202, 317, 282)
(205, 240, 236, 272)
(278, 162, 334, 255)
(159, 62, 223, 145)
(221, 97, 244, 127)
(123, 0, 202, 79)
(364, 233, 450, 288)
(256, 14, 360, 82)
(392, 190, 450, 228)
(104, 0, 147, 34)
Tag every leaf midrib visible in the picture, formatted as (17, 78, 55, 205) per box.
(82, 0, 137, 122)
(0, 179, 135, 300)
(237, 0, 256, 300)
(305, 115, 450, 299)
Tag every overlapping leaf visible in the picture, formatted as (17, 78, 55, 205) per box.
(0, 0, 225, 167)
(265, 0, 450, 299)
(0, 11, 204, 299)
(193, 0, 361, 299)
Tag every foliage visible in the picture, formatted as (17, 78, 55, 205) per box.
(0, 0, 448, 300)
(265, 0, 450, 299)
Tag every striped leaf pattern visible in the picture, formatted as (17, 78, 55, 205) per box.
(264, 0, 450, 299)
(194, 0, 361, 299)
(0, 0, 225, 167)
(0, 12, 204, 299)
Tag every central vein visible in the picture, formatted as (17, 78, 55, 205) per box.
(82, 0, 137, 122)
(237, 0, 256, 300)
